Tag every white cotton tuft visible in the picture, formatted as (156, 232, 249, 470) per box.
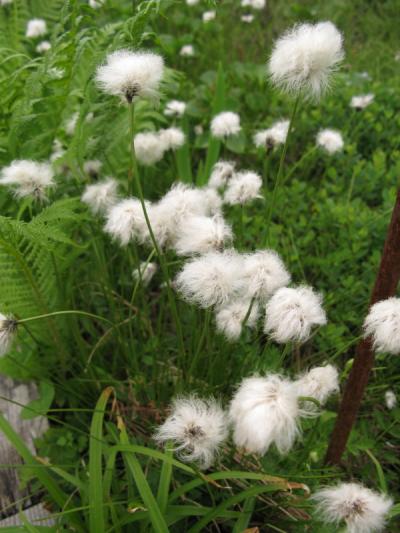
(50, 139, 65, 163)
(132, 262, 158, 286)
(202, 187, 223, 215)
(154, 396, 228, 469)
(36, 41, 51, 53)
(241, 250, 291, 301)
(215, 299, 260, 341)
(173, 215, 233, 256)
(164, 100, 186, 117)
(104, 198, 148, 246)
(385, 390, 397, 410)
(26, 19, 47, 38)
(268, 21, 344, 99)
(83, 159, 102, 177)
(223, 170, 262, 205)
(316, 129, 344, 154)
(186, 0, 199, 4)
(0, 313, 17, 357)
(180, 44, 195, 57)
(350, 94, 374, 110)
(264, 286, 327, 344)
(95, 49, 164, 103)
(159, 127, 186, 151)
(211, 112, 241, 139)
(0, 0, 14, 5)
(294, 365, 339, 413)
(81, 178, 118, 215)
(65, 112, 78, 136)
(0, 160, 54, 201)
(134, 132, 165, 166)
(202, 10, 216, 22)
(253, 120, 290, 149)
(242, 0, 265, 9)
(363, 297, 400, 355)
(229, 374, 300, 455)
(208, 160, 236, 190)
(175, 250, 244, 308)
(313, 482, 393, 533)
(89, 0, 103, 7)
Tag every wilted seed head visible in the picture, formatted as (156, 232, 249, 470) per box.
(385, 390, 397, 410)
(26, 18, 47, 38)
(241, 250, 291, 302)
(350, 94, 374, 110)
(253, 119, 290, 150)
(0, 313, 17, 356)
(313, 482, 393, 533)
(81, 178, 118, 216)
(104, 198, 148, 246)
(316, 129, 344, 154)
(0, 160, 55, 201)
(154, 396, 228, 469)
(264, 285, 327, 344)
(215, 299, 260, 341)
(208, 160, 236, 190)
(159, 127, 186, 151)
(363, 297, 400, 355)
(95, 49, 164, 103)
(173, 215, 233, 256)
(268, 21, 344, 99)
(223, 170, 262, 205)
(132, 262, 158, 286)
(211, 112, 241, 139)
(134, 132, 165, 166)
(294, 364, 339, 414)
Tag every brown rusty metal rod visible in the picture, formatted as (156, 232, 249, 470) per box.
(325, 188, 400, 465)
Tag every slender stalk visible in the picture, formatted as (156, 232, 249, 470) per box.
(17, 310, 114, 327)
(282, 145, 317, 186)
(265, 94, 301, 244)
(241, 297, 256, 328)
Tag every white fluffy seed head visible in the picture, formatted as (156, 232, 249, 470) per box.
(223, 170, 262, 205)
(294, 365, 339, 413)
(253, 120, 289, 149)
(0, 313, 17, 357)
(173, 215, 233, 256)
(186, 0, 199, 4)
(36, 40, 51, 53)
(134, 132, 165, 166)
(242, 0, 265, 8)
(95, 50, 164, 102)
(180, 44, 195, 57)
(202, 10, 216, 22)
(316, 129, 344, 154)
(81, 178, 118, 215)
(268, 21, 344, 99)
(385, 390, 397, 410)
(313, 482, 393, 533)
(175, 250, 244, 308)
(0, 160, 54, 201)
(241, 14, 254, 23)
(26, 19, 47, 38)
(208, 160, 236, 190)
(154, 396, 228, 469)
(132, 262, 157, 286)
(164, 100, 186, 117)
(363, 297, 400, 355)
(215, 299, 260, 341)
(159, 127, 186, 151)
(202, 187, 223, 215)
(264, 286, 327, 344)
(241, 250, 291, 302)
(350, 94, 374, 110)
(0, 0, 14, 5)
(229, 374, 300, 455)
(104, 198, 148, 246)
(83, 159, 102, 177)
(211, 112, 241, 139)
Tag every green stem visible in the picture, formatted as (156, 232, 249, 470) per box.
(17, 310, 114, 327)
(189, 309, 211, 375)
(282, 145, 317, 186)
(241, 297, 256, 328)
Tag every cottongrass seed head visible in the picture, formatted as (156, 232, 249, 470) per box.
(132, 262, 158, 286)
(316, 129, 344, 154)
(173, 215, 233, 256)
(253, 119, 290, 149)
(350, 94, 374, 110)
(104, 198, 148, 246)
(208, 160, 236, 190)
(0, 313, 17, 356)
(83, 159, 102, 177)
(180, 44, 195, 57)
(294, 364, 339, 412)
(384, 390, 397, 410)
(264, 285, 327, 344)
(175, 250, 244, 308)
(154, 396, 228, 469)
(134, 132, 166, 166)
(164, 100, 186, 117)
(223, 170, 262, 205)
(229, 374, 300, 455)
(215, 299, 260, 341)
(313, 482, 393, 533)
(81, 178, 118, 215)
(159, 127, 186, 151)
(268, 21, 344, 99)
(0, 160, 54, 201)
(202, 10, 216, 23)
(36, 41, 51, 53)
(95, 49, 164, 103)
(363, 297, 400, 354)
(241, 250, 291, 301)
(211, 111, 241, 139)
(26, 18, 47, 38)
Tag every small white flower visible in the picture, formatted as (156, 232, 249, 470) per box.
(95, 49, 164, 103)
(264, 286, 327, 344)
(268, 21, 344, 99)
(0, 160, 54, 201)
(253, 119, 289, 149)
(211, 111, 241, 139)
(36, 41, 51, 53)
(241, 250, 291, 302)
(81, 178, 118, 215)
(132, 262, 158, 286)
(294, 365, 339, 412)
(385, 390, 397, 410)
(223, 170, 262, 205)
(363, 297, 400, 354)
(241, 14, 254, 23)
(0, 313, 17, 356)
(316, 129, 344, 154)
(26, 19, 47, 38)
(202, 10, 216, 22)
(104, 198, 148, 246)
(164, 100, 186, 118)
(180, 45, 195, 57)
(83, 159, 102, 177)
(159, 127, 186, 151)
(154, 396, 228, 469)
(313, 482, 393, 533)
(208, 160, 236, 190)
(215, 299, 260, 341)
(134, 132, 165, 166)
(175, 250, 244, 308)
(350, 94, 374, 110)
(229, 374, 300, 455)
(173, 215, 233, 256)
